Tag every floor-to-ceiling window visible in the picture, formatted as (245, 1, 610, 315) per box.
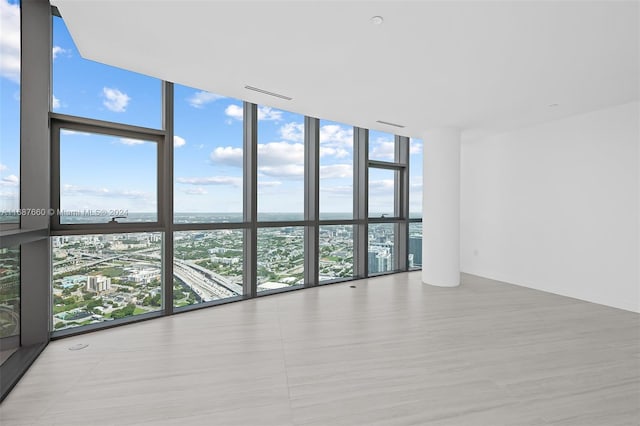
(318, 120, 355, 282)
(408, 138, 423, 269)
(0, 0, 20, 226)
(0, 0, 21, 370)
(367, 130, 410, 275)
(50, 14, 164, 332)
(256, 108, 306, 293)
(173, 84, 245, 309)
(1, 0, 51, 400)
(46, 12, 422, 338)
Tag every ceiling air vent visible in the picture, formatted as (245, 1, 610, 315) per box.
(376, 120, 405, 128)
(244, 85, 292, 101)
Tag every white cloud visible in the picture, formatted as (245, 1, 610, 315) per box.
(258, 165, 304, 179)
(257, 106, 283, 121)
(410, 176, 422, 191)
(212, 142, 305, 172)
(61, 129, 90, 136)
(369, 179, 395, 192)
(224, 104, 243, 120)
(258, 181, 282, 188)
(258, 141, 304, 166)
(254, 142, 306, 178)
(0, 0, 20, 83)
(174, 135, 186, 148)
(370, 138, 395, 161)
(176, 176, 242, 187)
(120, 138, 145, 146)
(0, 163, 7, 172)
(52, 94, 61, 109)
(210, 146, 243, 167)
(184, 187, 208, 195)
(319, 164, 352, 179)
(52, 46, 68, 60)
(187, 91, 224, 108)
(320, 147, 349, 158)
(320, 185, 352, 196)
(318, 124, 353, 159)
(102, 87, 131, 112)
(212, 141, 309, 178)
(410, 139, 422, 155)
(62, 184, 150, 199)
(279, 122, 304, 142)
(120, 136, 180, 147)
(0, 174, 18, 186)
(224, 104, 283, 122)
(320, 124, 353, 147)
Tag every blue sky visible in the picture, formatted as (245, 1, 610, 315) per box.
(0, 3, 422, 218)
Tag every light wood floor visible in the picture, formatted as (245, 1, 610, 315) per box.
(1, 272, 638, 426)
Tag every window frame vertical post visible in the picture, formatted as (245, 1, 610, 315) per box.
(20, 0, 52, 346)
(353, 127, 368, 278)
(162, 81, 174, 315)
(243, 102, 257, 298)
(304, 116, 319, 287)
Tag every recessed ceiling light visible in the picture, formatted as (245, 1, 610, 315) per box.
(549, 103, 559, 107)
(371, 16, 384, 25)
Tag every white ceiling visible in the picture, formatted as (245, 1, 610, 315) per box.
(52, 0, 639, 139)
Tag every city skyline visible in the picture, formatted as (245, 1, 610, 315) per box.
(50, 222, 419, 331)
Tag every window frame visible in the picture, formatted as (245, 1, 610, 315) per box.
(50, 114, 166, 234)
(365, 133, 410, 274)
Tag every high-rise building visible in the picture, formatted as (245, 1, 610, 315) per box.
(368, 250, 379, 274)
(86, 275, 111, 293)
(377, 251, 392, 272)
(409, 235, 422, 267)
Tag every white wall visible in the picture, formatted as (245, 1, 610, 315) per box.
(461, 101, 639, 312)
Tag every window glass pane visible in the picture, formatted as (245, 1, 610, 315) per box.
(368, 223, 396, 274)
(319, 225, 354, 282)
(52, 233, 162, 331)
(173, 230, 243, 308)
(368, 168, 396, 218)
(59, 130, 157, 224)
(173, 85, 243, 224)
(408, 222, 423, 269)
(410, 138, 423, 218)
(257, 108, 304, 221)
(0, 244, 20, 365)
(319, 120, 353, 220)
(369, 130, 395, 162)
(52, 16, 161, 129)
(0, 0, 20, 223)
(257, 226, 304, 292)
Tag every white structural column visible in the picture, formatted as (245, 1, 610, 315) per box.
(422, 128, 461, 287)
